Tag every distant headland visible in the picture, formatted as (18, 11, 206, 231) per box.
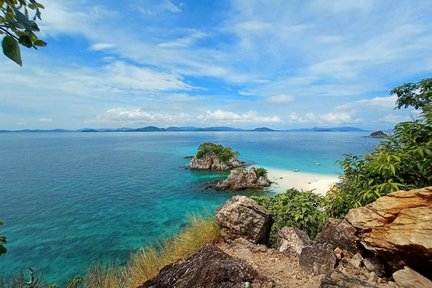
(0, 126, 369, 133)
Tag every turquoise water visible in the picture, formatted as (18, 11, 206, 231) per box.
(0, 132, 380, 284)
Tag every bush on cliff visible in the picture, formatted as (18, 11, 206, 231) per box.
(252, 188, 327, 246)
(251, 167, 268, 177)
(325, 78, 432, 218)
(196, 142, 238, 162)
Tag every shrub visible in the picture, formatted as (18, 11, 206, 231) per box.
(252, 188, 327, 246)
(324, 78, 432, 218)
(196, 142, 238, 162)
(252, 167, 268, 177)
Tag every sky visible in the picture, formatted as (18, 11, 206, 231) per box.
(1, 0, 431, 130)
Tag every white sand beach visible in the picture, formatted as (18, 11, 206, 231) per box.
(265, 167, 340, 196)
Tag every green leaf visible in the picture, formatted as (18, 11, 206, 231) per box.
(34, 39, 46, 47)
(2, 36, 22, 66)
(19, 34, 32, 48)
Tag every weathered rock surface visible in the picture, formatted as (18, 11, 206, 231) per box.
(315, 218, 359, 254)
(215, 196, 273, 244)
(393, 266, 432, 288)
(277, 227, 311, 255)
(139, 245, 272, 288)
(190, 154, 242, 171)
(215, 168, 272, 190)
(345, 186, 432, 275)
(299, 243, 337, 276)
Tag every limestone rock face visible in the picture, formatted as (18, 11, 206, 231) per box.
(139, 245, 272, 288)
(189, 154, 242, 171)
(345, 186, 432, 275)
(215, 168, 272, 190)
(393, 266, 432, 288)
(315, 218, 359, 254)
(215, 196, 273, 244)
(299, 243, 337, 276)
(276, 227, 311, 255)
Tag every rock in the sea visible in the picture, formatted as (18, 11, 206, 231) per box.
(276, 227, 311, 255)
(215, 196, 273, 244)
(368, 131, 387, 138)
(190, 154, 242, 171)
(393, 266, 432, 288)
(345, 186, 432, 275)
(139, 245, 272, 288)
(315, 219, 359, 254)
(215, 168, 272, 190)
(299, 243, 337, 276)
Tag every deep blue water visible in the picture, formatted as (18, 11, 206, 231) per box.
(0, 132, 380, 284)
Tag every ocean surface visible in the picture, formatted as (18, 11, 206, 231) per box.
(0, 132, 381, 284)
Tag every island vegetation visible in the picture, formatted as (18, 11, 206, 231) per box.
(195, 142, 238, 162)
(189, 142, 242, 171)
(367, 130, 387, 138)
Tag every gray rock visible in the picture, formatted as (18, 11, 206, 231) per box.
(363, 257, 386, 277)
(315, 218, 359, 254)
(299, 243, 337, 276)
(139, 245, 273, 288)
(277, 227, 311, 255)
(215, 168, 272, 190)
(190, 154, 242, 171)
(393, 266, 432, 288)
(320, 270, 380, 288)
(215, 196, 273, 245)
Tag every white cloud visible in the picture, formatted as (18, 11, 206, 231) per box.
(38, 118, 53, 122)
(288, 112, 358, 125)
(266, 94, 294, 104)
(97, 108, 280, 125)
(159, 31, 207, 48)
(90, 43, 114, 51)
(201, 110, 281, 123)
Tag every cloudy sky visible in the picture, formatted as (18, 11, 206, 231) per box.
(1, 0, 431, 130)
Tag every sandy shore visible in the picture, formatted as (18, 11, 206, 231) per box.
(265, 167, 340, 196)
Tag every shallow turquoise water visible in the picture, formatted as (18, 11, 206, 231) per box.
(0, 132, 380, 284)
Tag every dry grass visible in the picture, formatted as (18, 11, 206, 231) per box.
(83, 215, 220, 288)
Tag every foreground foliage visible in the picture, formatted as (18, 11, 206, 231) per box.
(83, 215, 220, 288)
(196, 142, 238, 162)
(1, 0, 47, 65)
(325, 78, 432, 218)
(252, 188, 327, 245)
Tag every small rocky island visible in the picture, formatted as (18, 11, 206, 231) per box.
(189, 142, 243, 171)
(368, 130, 387, 138)
(215, 167, 272, 190)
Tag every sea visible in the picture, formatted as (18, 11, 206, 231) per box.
(0, 131, 381, 284)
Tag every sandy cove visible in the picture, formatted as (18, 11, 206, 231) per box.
(265, 167, 340, 196)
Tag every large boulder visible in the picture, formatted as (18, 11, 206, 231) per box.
(215, 196, 273, 245)
(215, 168, 272, 190)
(139, 245, 272, 288)
(393, 266, 432, 288)
(277, 227, 311, 255)
(345, 186, 432, 276)
(299, 243, 337, 276)
(190, 154, 242, 171)
(315, 218, 359, 254)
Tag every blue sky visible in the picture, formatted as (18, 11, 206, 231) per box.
(1, 0, 431, 130)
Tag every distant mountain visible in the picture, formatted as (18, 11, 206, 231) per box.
(286, 127, 368, 132)
(253, 127, 275, 132)
(0, 126, 370, 133)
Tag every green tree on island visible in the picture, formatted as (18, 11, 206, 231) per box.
(1, 0, 46, 65)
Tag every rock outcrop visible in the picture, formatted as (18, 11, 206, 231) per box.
(139, 245, 272, 288)
(314, 218, 359, 254)
(215, 168, 272, 190)
(299, 243, 337, 276)
(215, 196, 273, 244)
(277, 227, 311, 255)
(368, 131, 387, 138)
(345, 186, 432, 275)
(190, 154, 242, 171)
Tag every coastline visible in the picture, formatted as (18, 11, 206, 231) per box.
(265, 167, 340, 196)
